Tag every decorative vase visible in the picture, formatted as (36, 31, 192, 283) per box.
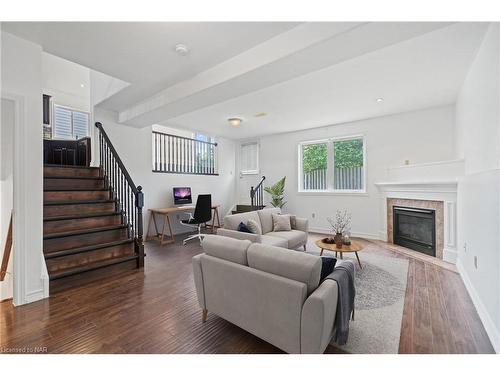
(334, 233, 343, 249)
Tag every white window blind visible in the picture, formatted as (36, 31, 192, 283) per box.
(53, 104, 89, 140)
(240, 142, 259, 175)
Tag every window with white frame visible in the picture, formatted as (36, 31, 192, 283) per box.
(53, 104, 90, 140)
(240, 142, 259, 175)
(299, 136, 365, 192)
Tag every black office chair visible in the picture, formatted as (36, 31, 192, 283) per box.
(180, 194, 212, 245)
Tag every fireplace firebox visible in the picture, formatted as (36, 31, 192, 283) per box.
(393, 206, 436, 257)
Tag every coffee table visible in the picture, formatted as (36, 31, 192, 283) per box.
(315, 239, 364, 268)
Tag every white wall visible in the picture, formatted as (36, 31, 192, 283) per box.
(237, 105, 456, 238)
(94, 108, 237, 236)
(0, 98, 14, 301)
(455, 23, 500, 352)
(42, 52, 91, 112)
(1, 32, 48, 305)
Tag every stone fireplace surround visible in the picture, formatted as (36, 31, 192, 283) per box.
(387, 198, 444, 259)
(375, 181, 458, 264)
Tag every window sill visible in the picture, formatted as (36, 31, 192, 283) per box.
(297, 190, 368, 197)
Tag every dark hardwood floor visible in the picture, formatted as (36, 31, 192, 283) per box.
(0, 232, 494, 354)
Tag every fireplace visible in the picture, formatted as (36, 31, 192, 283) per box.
(393, 206, 436, 257)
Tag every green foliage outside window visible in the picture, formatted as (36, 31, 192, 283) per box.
(333, 139, 363, 168)
(302, 143, 327, 173)
(302, 139, 363, 172)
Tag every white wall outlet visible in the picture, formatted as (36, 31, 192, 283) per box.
(474, 256, 478, 269)
(463, 242, 467, 252)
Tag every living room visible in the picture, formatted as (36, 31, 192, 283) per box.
(1, 1, 500, 372)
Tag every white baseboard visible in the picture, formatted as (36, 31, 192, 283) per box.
(23, 288, 47, 305)
(456, 259, 500, 353)
(443, 247, 457, 264)
(309, 227, 382, 241)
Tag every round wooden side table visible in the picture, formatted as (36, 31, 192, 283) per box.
(315, 239, 364, 268)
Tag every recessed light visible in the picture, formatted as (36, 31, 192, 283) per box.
(80, 83, 85, 88)
(254, 112, 267, 118)
(175, 44, 189, 56)
(228, 118, 243, 127)
(376, 98, 384, 103)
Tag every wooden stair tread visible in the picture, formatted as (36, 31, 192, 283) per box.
(44, 239, 134, 259)
(44, 176, 104, 180)
(49, 254, 138, 280)
(43, 224, 128, 240)
(44, 199, 117, 206)
(44, 187, 110, 192)
(44, 164, 100, 170)
(44, 211, 122, 222)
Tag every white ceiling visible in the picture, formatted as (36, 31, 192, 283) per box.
(2, 22, 489, 139)
(167, 23, 488, 139)
(2, 22, 299, 111)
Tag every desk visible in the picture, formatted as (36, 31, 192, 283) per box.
(146, 205, 221, 245)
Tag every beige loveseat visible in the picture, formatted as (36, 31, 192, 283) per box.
(217, 207, 309, 250)
(192, 235, 338, 354)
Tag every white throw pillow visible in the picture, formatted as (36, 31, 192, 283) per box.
(247, 219, 262, 235)
(272, 213, 292, 232)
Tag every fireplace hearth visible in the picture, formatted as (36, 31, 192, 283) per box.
(393, 206, 436, 257)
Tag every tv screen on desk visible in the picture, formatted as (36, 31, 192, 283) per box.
(173, 187, 192, 205)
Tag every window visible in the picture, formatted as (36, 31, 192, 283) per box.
(53, 104, 90, 140)
(240, 142, 259, 175)
(152, 130, 218, 175)
(299, 136, 365, 192)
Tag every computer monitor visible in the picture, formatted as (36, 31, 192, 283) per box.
(173, 187, 192, 205)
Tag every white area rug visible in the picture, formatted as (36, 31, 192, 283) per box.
(307, 248, 409, 354)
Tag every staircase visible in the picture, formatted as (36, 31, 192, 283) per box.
(43, 122, 144, 292)
(232, 176, 266, 214)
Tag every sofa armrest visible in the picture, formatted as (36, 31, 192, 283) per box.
(192, 254, 206, 309)
(294, 217, 309, 233)
(216, 228, 261, 242)
(300, 279, 338, 353)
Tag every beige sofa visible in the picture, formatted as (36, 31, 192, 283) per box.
(192, 235, 338, 354)
(217, 207, 309, 250)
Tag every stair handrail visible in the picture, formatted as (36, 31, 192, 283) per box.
(95, 122, 144, 267)
(0, 211, 13, 281)
(250, 176, 266, 209)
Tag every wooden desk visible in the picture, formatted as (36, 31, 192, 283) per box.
(146, 205, 221, 245)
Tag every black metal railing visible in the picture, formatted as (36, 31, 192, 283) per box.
(250, 176, 266, 209)
(152, 131, 218, 175)
(95, 122, 144, 267)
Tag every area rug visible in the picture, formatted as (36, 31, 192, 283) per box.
(307, 247, 409, 354)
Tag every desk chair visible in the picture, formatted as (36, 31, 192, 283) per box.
(180, 194, 212, 245)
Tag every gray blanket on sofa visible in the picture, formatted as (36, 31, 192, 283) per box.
(326, 259, 356, 345)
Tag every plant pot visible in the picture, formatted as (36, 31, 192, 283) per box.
(334, 233, 343, 249)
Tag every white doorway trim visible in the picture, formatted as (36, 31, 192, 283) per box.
(2, 92, 49, 305)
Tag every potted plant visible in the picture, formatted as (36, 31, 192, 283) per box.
(327, 210, 352, 249)
(264, 176, 286, 209)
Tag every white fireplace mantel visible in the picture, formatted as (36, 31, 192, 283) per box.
(375, 180, 458, 264)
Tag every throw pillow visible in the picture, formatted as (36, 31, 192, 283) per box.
(289, 215, 297, 229)
(247, 219, 262, 235)
(272, 213, 291, 232)
(237, 222, 252, 233)
(320, 257, 337, 282)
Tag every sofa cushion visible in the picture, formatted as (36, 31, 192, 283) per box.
(272, 213, 292, 232)
(257, 208, 281, 234)
(247, 243, 322, 295)
(247, 219, 262, 235)
(224, 211, 261, 231)
(238, 222, 252, 233)
(266, 230, 308, 249)
(260, 234, 288, 248)
(202, 234, 252, 265)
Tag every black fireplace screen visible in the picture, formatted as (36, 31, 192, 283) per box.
(393, 206, 436, 257)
